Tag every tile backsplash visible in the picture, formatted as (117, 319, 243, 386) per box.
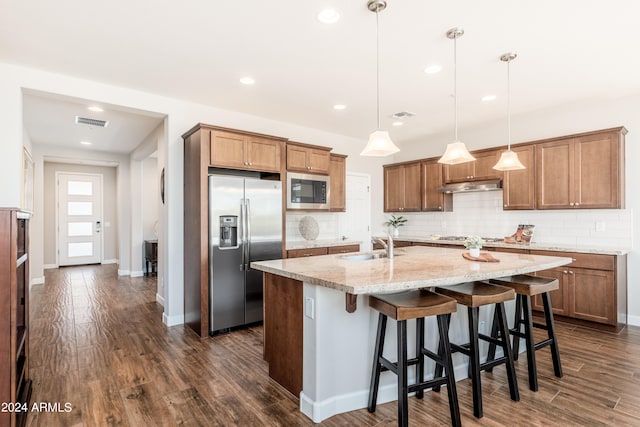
(384, 191, 633, 248)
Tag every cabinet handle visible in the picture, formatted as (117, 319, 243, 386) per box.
(572, 258, 577, 261)
(303, 253, 312, 257)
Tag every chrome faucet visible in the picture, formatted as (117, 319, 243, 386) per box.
(371, 233, 394, 259)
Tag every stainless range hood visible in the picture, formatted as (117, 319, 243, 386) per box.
(438, 179, 502, 194)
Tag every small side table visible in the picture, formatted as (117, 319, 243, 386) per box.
(144, 240, 158, 276)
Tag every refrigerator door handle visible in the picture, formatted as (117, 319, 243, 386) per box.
(239, 199, 245, 271)
(246, 198, 251, 269)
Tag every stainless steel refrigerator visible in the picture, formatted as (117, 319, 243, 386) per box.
(208, 174, 282, 334)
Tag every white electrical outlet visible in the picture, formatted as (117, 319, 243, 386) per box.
(305, 297, 315, 319)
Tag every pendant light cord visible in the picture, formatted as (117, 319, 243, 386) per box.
(375, 8, 380, 130)
(453, 34, 458, 141)
(507, 58, 511, 150)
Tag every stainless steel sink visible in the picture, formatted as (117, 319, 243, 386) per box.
(339, 253, 401, 261)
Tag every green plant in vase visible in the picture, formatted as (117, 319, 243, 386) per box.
(464, 236, 485, 258)
(384, 215, 407, 237)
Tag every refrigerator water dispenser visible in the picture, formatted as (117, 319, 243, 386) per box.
(219, 215, 238, 248)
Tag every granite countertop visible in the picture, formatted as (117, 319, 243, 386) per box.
(373, 235, 630, 256)
(251, 245, 572, 295)
(286, 239, 362, 250)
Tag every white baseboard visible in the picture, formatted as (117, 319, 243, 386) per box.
(43, 264, 58, 270)
(130, 270, 144, 277)
(102, 259, 118, 265)
(162, 312, 184, 327)
(156, 293, 165, 306)
(627, 315, 640, 327)
(30, 277, 45, 291)
(118, 269, 130, 276)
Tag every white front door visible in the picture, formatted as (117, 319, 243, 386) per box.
(339, 173, 372, 250)
(57, 173, 103, 266)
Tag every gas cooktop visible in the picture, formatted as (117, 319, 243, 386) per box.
(439, 236, 504, 243)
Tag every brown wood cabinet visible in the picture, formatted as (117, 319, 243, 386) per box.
(536, 127, 626, 209)
(421, 159, 452, 212)
(520, 249, 626, 332)
(183, 124, 287, 337)
(502, 145, 536, 210)
(329, 154, 347, 212)
(210, 129, 284, 173)
(1, 209, 31, 427)
(444, 149, 502, 183)
(286, 142, 331, 174)
(287, 244, 360, 258)
(383, 162, 421, 212)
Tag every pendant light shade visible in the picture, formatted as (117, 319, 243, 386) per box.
(361, 0, 399, 157)
(493, 52, 525, 171)
(438, 28, 475, 165)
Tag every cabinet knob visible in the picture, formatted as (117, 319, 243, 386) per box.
(575, 202, 580, 206)
(570, 202, 574, 206)
(303, 253, 312, 257)
(438, 206, 442, 210)
(244, 162, 248, 165)
(504, 204, 507, 207)
(563, 270, 568, 274)
(568, 270, 574, 275)
(248, 162, 252, 166)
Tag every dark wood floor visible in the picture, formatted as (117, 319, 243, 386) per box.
(27, 264, 640, 426)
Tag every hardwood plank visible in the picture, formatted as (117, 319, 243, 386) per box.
(119, 382, 173, 427)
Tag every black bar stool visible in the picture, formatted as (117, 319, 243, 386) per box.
(486, 274, 563, 391)
(368, 289, 461, 427)
(434, 281, 519, 419)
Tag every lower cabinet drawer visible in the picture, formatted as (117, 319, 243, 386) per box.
(530, 250, 614, 271)
(287, 247, 328, 258)
(327, 244, 360, 255)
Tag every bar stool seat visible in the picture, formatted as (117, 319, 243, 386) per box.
(368, 290, 461, 427)
(434, 281, 519, 419)
(486, 274, 563, 392)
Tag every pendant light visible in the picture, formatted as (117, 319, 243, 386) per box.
(360, 0, 400, 157)
(438, 28, 475, 165)
(493, 52, 526, 171)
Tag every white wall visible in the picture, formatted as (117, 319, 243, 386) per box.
(392, 94, 639, 324)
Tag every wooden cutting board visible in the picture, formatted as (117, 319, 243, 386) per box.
(462, 252, 500, 262)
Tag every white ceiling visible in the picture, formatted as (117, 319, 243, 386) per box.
(4, 0, 640, 153)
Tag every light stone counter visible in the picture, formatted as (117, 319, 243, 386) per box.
(375, 235, 630, 256)
(252, 246, 573, 423)
(252, 245, 573, 295)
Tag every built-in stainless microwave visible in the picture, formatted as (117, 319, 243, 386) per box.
(286, 172, 330, 210)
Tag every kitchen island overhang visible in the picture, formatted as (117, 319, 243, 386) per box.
(252, 246, 572, 423)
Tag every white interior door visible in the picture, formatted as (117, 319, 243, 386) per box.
(57, 173, 103, 266)
(339, 173, 372, 250)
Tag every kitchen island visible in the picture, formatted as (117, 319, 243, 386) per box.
(251, 245, 572, 423)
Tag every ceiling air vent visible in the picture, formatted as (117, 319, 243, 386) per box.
(391, 111, 416, 119)
(75, 116, 109, 128)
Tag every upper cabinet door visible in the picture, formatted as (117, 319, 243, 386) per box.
(503, 145, 535, 210)
(245, 136, 282, 173)
(473, 150, 502, 181)
(210, 130, 247, 169)
(403, 162, 422, 211)
(536, 138, 575, 209)
(384, 165, 405, 212)
(422, 160, 450, 212)
(286, 143, 331, 174)
(574, 131, 622, 209)
(329, 154, 347, 212)
(444, 161, 474, 183)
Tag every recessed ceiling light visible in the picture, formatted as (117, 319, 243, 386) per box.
(482, 94, 497, 102)
(88, 106, 103, 112)
(317, 9, 340, 24)
(240, 77, 255, 85)
(80, 141, 92, 146)
(333, 104, 346, 110)
(424, 64, 442, 74)
(392, 121, 403, 127)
